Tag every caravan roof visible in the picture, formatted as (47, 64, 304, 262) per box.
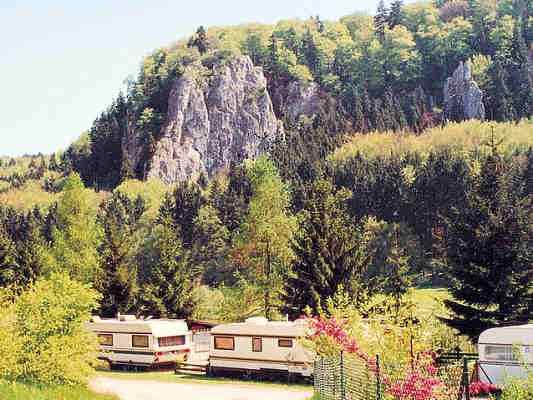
(478, 324, 533, 345)
(87, 316, 189, 337)
(211, 317, 308, 338)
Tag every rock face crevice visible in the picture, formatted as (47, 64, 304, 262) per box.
(443, 62, 485, 121)
(123, 56, 284, 184)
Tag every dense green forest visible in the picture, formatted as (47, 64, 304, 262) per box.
(0, 2, 532, 387)
(1, 119, 531, 334)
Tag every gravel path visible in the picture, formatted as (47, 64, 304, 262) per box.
(90, 376, 313, 400)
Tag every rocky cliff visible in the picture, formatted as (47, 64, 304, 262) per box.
(123, 56, 284, 184)
(443, 62, 485, 121)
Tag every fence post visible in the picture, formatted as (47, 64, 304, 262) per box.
(462, 357, 470, 400)
(376, 354, 381, 400)
(340, 351, 346, 400)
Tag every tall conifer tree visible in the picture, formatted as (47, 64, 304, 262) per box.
(442, 148, 533, 338)
(285, 180, 373, 317)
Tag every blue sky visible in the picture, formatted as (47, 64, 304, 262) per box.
(0, 1, 382, 156)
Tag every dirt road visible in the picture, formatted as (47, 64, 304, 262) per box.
(91, 376, 313, 400)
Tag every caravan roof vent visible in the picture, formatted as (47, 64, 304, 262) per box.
(245, 317, 268, 325)
(119, 314, 137, 322)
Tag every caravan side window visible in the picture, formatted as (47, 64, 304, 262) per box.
(132, 335, 149, 348)
(484, 345, 517, 361)
(252, 337, 262, 352)
(158, 336, 186, 347)
(98, 334, 113, 346)
(214, 336, 234, 350)
(278, 338, 293, 348)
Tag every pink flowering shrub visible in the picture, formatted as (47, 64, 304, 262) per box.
(307, 316, 445, 400)
(468, 381, 499, 396)
(387, 353, 442, 400)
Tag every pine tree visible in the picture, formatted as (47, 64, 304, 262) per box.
(302, 29, 321, 78)
(372, 98, 386, 131)
(382, 230, 412, 316)
(374, 0, 389, 43)
(267, 34, 281, 79)
(159, 181, 205, 249)
(314, 15, 325, 33)
(349, 86, 366, 132)
(97, 192, 145, 317)
(285, 179, 373, 317)
(442, 151, 533, 339)
(191, 205, 231, 285)
(48, 154, 59, 172)
(0, 226, 20, 288)
(388, 0, 405, 28)
(508, 20, 532, 119)
(361, 86, 374, 131)
(485, 61, 516, 121)
(466, 0, 491, 53)
(216, 165, 252, 232)
(188, 26, 209, 54)
(139, 216, 197, 318)
(383, 90, 399, 131)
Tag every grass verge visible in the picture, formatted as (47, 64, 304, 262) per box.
(0, 380, 118, 400)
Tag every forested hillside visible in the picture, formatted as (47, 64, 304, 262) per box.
(0, 0, 532, 353)
(61, 0, 532, 189)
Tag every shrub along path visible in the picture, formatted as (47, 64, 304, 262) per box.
(90, 374, 312, 400)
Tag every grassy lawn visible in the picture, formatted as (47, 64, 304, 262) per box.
(97, 369, 311, 391)
(410, 287, 451, 317)
(0, 380, 118, 400)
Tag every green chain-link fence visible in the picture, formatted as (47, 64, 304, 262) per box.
(314, 352, 477, 400)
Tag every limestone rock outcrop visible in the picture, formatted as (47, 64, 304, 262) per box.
(123, 56, 283, 184)
(284, 81, 322, 124)
(443, 62, 485, 121)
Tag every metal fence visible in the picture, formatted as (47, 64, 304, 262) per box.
(314, 352, 477, 400)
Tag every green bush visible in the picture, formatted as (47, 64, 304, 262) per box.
(0, 291, 22, 381)
(0, 273, 100, 385)
(499, 371, 533, 400)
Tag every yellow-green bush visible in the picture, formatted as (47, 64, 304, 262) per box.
(0, 273, 100, 385)
(500, 371, 533, 400)
(114, 178, 169, 220)
(0, 291, 22, 380)
(330, 119, 533, 163)
(308, 289, 474, 368)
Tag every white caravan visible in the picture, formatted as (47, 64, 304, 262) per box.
(209, 317, 314, 377)
(87, 315, 193, 368)
(478, 324, 533, 385)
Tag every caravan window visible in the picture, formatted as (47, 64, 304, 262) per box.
(252, 337, 262, 352)
(98, 334, 113, 346)
(214, 336, 234, 350)
(484, 345, 517, 361)
(132, 335, 149, 348)
(278, 338, 293, 348)
(158, 336, 186, 347)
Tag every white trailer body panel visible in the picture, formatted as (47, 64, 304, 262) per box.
(478, 324, 533, 385)
(209, 317, 314, 376)
(87, 316, 193, 367)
